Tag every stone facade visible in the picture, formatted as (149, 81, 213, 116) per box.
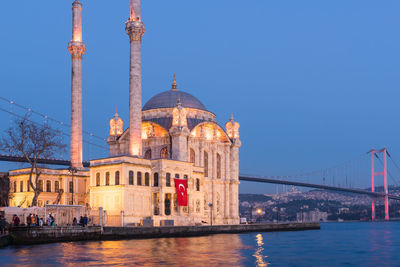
(8, 168, 89, 208)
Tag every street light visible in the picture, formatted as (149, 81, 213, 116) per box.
(256, 208, 262, 223)
(68, 166, 78, 205)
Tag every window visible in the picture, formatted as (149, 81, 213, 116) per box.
(175, 174, 180, 179)
(204, 151, 209, 177)
(137, 172, 142, 186)
(166, 173, 171, 187)
(145, 149, 152, 160)
(190, 148, 195, 164)
(46, 180, 51, 192)
(115, 171, 120, 185)
(165, 193, 171, 215)
(55, 181, 60, 193)
(20, 181, 23, 192)
(196, 178, 200, 191)
(69, 181, 73, 193)
(217, 153, 221, 179)
(153, 173, 159, 187)
(160, 147, 169, 159)
(13, 181, 16, 193)
(39, 180, 44, 192)
(129, 171, 134, 185)
(153, 193, 160, 215)
(27, 181, 30, 192)
(145, 172, 150, 186)
(106, 172, 110, 186)
(96, 173, 100, 186)
(184, 175, 188, 180)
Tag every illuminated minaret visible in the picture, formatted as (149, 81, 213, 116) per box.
(126, 0, 145, 156)
(68, 0, 86, 168)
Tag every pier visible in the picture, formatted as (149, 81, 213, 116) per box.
(3, 222, 320, 247)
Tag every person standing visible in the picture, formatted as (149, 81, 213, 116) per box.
(31, 214, 36, 227)
(83, 215, 88, 227)
(0, 216, 6, 235)
(73, 217, 78, 226)
(13, 215, 20, 226)
(27, 214, 32, 227)
(39, 218, 44, 227)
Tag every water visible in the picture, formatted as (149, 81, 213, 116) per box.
(1, 222, 399, 266)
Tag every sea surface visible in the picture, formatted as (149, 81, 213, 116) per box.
(0, 222, 399, 266)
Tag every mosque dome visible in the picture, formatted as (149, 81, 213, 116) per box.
(142, 75, 207, 112)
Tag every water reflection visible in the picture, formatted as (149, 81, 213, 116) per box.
(253, 233, 269, 267)
(3, 234, 246, 266)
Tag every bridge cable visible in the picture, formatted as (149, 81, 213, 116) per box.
(0, 95, 107, 142)
(0, 106, 108, 151)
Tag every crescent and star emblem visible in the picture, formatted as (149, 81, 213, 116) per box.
(179, 184, 186, 196)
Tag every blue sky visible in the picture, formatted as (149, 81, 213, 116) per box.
(0, 0, 400, 193)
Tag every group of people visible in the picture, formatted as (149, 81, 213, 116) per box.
(27, 213, 43, 227)
(72, 216, 89, 227)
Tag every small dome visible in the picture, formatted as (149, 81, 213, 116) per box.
(143, 90, 207, 111)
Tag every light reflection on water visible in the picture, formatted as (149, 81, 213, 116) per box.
(253, 234, 269, 266)
(1, 222, 400, 266)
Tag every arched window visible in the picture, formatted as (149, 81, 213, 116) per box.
(39, 180, 44, 192)
(217, 153, 221, 179)
(160, 147, 169, 159)
(204, 151, 209, 177)
(96, 173, 100, 186)
(145, 172, 150, 186)
(46, 180, 51, 192)
(55, 181, 60, 192)
(196, 178, 200, 191)
(20, 181, 23, 192)
(153, 173, 159, 187)
(190, 148, 195, 164)
(145, 149, 152, 160)
(105, 172, 110, 186)
(137, 172, 142, 186)
(115, 171, 120, 185)
(129, 171, 134, 185)
(166, 173, 171, 187)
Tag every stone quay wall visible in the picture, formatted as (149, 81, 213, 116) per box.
(4, 223, 320, 247)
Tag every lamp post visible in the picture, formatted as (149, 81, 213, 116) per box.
(256, 208, 262, 223)
(208, 203, 213, 226)
(68, 166, 78, 205)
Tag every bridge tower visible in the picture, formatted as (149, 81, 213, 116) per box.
(370, 148, 389, 221)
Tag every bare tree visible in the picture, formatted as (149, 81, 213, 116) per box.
(0, 117, 66, 206)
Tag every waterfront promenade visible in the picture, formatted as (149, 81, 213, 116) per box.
(0, 222, 319, 247)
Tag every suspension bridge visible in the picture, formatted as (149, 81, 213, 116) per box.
(0, 96, 400, 221)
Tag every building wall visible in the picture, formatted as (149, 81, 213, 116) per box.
(8, 168, 89, 208)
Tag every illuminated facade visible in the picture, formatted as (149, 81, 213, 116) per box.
(91, 76, 241, 226)
(8, 0, 241, 226)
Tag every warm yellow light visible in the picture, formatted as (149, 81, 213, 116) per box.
(257, 208, 262, 215)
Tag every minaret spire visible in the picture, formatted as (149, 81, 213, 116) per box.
(126, 0, 145, 156)
(171, 74, 178, 91)
(68, 0, 86, 169)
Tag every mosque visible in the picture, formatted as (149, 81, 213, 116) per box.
(8, 0, 241, 226)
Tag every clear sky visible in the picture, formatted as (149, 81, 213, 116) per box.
(0, 0, 399, 193)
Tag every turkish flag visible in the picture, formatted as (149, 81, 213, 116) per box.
(174, 178, 188, 206)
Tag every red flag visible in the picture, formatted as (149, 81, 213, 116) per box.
(174, 178, 188, 206)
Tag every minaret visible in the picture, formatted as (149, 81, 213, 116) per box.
(126, 0, 145, 156)
(68, 0, 86, 169)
